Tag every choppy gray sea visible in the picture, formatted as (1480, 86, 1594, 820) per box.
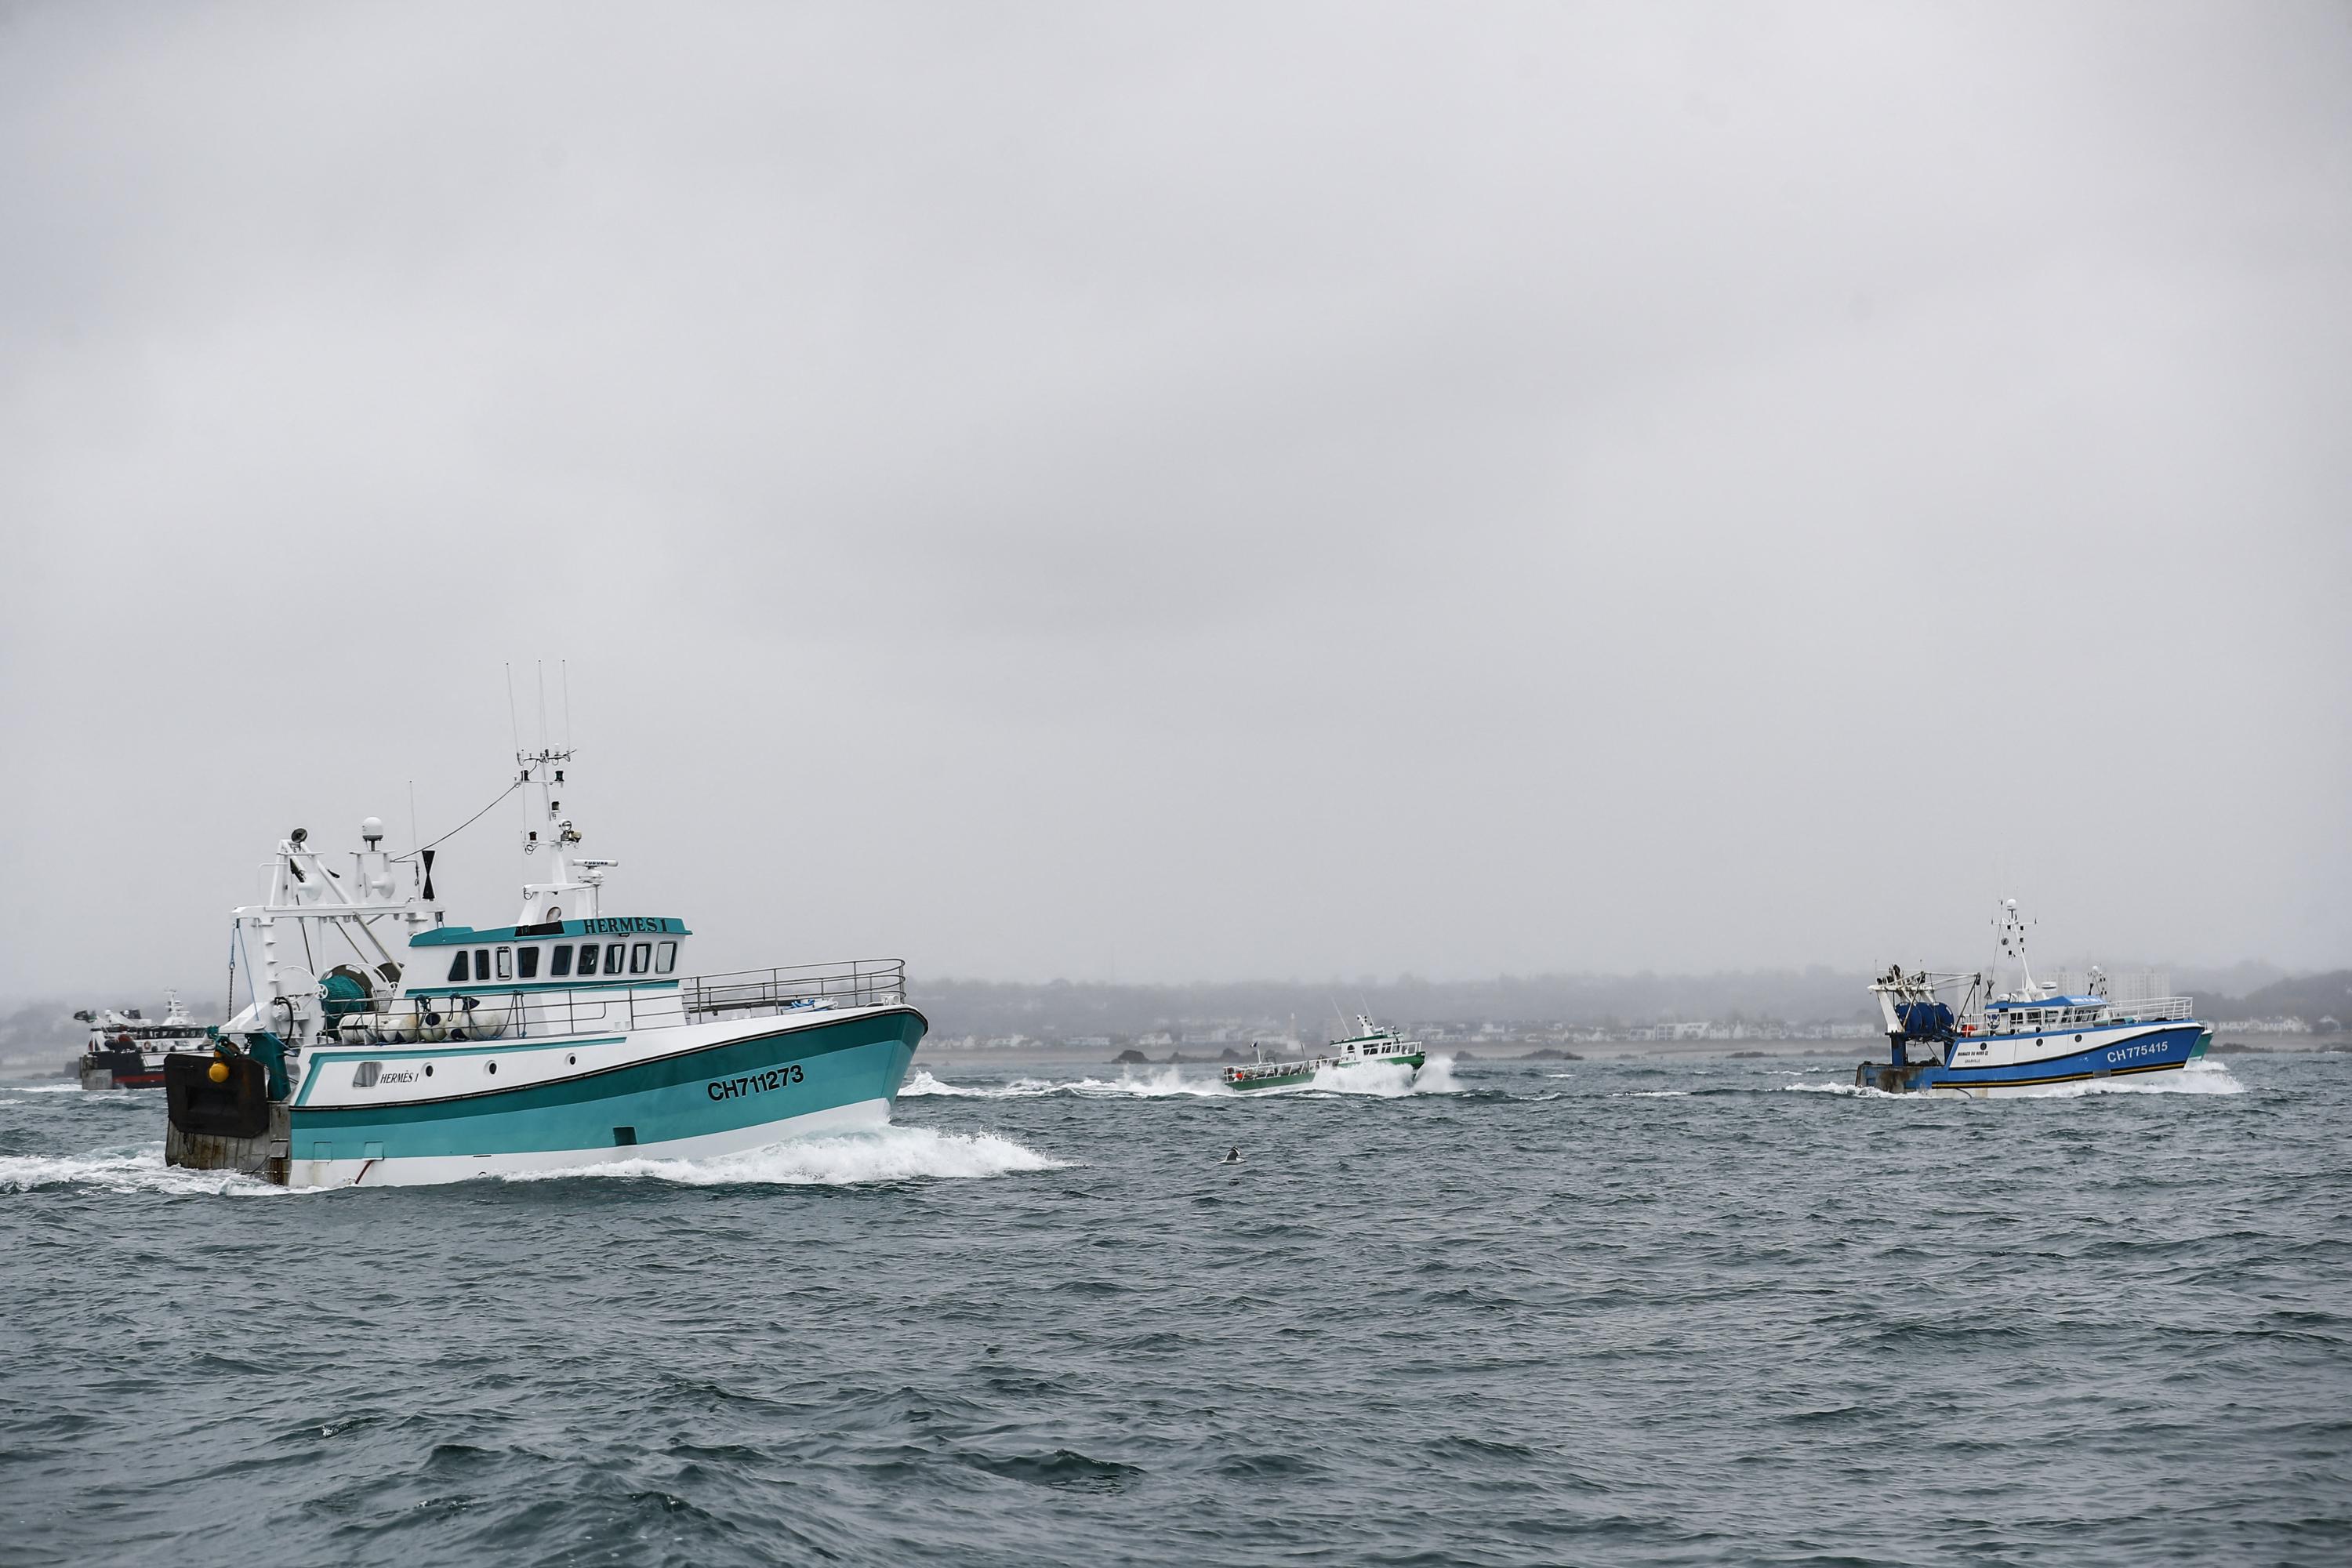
(2, 1051, 2347, 1566)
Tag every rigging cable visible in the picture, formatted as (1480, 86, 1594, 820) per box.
(391, 777, 524, 862)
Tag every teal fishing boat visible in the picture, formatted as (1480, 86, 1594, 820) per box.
(1221, 1017, 1426, 1091)
(164, 742, 924, 1187)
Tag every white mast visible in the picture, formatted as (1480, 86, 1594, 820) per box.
(1994, 898, 2043, 1000)
(223, 817, 440, 1044)
(516, 743, 614, 924)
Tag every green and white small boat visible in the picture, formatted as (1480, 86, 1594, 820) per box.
(1221, 1016, 1426, 1091)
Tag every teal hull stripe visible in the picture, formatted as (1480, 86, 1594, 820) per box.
(292, 1037, 630, 1106)
(290, 1010, 924, 1160)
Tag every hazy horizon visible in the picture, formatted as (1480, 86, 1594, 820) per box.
(3, 3, 2347, 997)
(5, 952, 2334, 1028)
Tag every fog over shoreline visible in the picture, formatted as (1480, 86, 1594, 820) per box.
(9, 957, 2344, 1056)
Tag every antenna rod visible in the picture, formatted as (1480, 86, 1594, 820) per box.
(561, 659, 573, 751)
(503, 664, 524, 761)
(535, 660, 551, 753)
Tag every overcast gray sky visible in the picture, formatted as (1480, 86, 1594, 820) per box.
(2, 1, 2347, 999)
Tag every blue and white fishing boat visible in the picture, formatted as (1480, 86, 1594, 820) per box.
(165, 742, 925, 1186)
(1857, 901, 2212, 1096)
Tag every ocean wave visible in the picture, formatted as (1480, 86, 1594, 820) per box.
(897, 1068, 1017, 1098)
(1777, 1081, 1907, 1097)
(2, 1083, 93, 1094)
(1410, 1054, 1465, 1094)
(903, 1056, 1463, 1102)
(898, 1067, 1231, 1099)
(0, 1148, 294, 1196)
(1250, 1054, 1460, 1098)
(1777, 1062, 2246, 1098)
(2009, 1062, 2247, 1098)
(0, 1125, 1063, 1195)
(1074, 1067, 1241, 1098)
(1299, 1059, 1405, 1098)
(499, 1123, 1066, 1186)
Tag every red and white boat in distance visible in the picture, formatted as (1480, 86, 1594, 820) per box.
(76, 995, 209, 1090)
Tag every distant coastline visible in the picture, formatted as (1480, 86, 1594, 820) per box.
(5, 969, 2346, 1082)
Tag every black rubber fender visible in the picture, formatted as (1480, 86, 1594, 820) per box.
(165, 1051, 271, 1138)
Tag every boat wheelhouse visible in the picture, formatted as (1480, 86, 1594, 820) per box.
(75, 995, 208, 1090)
(1857, 901, 2212, 1097)
(164, 742, 926, 1187)
(1221, 1016, 1427, 1091)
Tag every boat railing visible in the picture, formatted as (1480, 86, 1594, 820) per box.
(1229, 1053, 1334, 1078)
(2108, 996, 2196, 1023)
(681, 958, 909, 1021)
(1950, 994, 2198, 1036)
(353, 959, 910, 1044)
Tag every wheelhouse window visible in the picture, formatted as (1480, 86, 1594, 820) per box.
(576, 943, 598, 976)
(495, 946, 514, 980)
(604, 942, 626, 975)
(517, 946, 540, 979)
(550, 944, 573, 977)
(655, 941, 677, 974)
(630, 942, 652, 975)
(474, 949, 492, 982)
(446, 953, 469, 982)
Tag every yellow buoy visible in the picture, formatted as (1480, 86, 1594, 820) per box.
(208, 1060, 229, 1084)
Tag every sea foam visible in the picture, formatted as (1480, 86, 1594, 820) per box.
(898, 1066, 1230, 1099)
(1777, 1062, 2246, 1099)
(500, 1123, 1065, 1186)
(902, 1055, 1462, 1101)
(2008, 1062, 2247, 1098)
(0, 1147, 294, 1196)
(1298, 1053, 1460, 1097)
